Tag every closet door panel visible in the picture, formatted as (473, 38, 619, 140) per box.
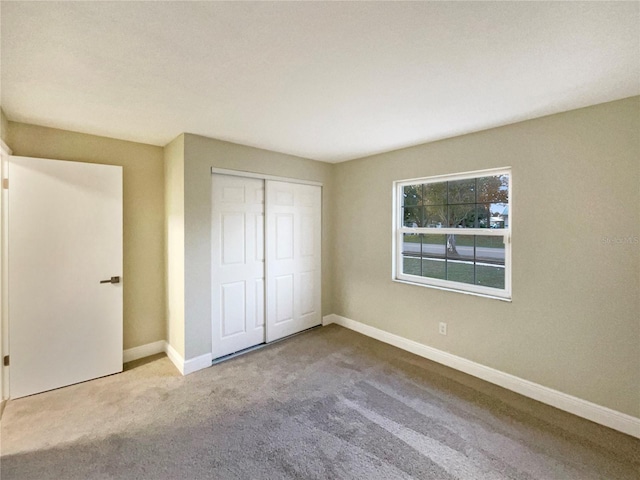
(266, 181, 321, 342)
(212, 175, 265, 358)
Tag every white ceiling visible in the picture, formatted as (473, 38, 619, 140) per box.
(1, 2, 639, 163)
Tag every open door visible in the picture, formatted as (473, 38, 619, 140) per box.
(8, 156, 123, 398)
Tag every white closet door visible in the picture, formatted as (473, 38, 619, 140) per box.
(266, 181, 321, 342)
(211, 175, 265, 358)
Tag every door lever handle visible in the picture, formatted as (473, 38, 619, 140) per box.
(100, 276, 120, 284)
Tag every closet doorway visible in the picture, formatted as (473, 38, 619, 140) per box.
(211, 171, 321, 359)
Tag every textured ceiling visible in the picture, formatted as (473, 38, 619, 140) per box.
(1, 1, 639, 162)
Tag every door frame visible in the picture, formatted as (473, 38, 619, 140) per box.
(210, 168, 322, 187)
(210, 168, 322, 357)
(1, 140, 12, 402)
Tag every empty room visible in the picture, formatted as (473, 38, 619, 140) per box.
(0, 1, 638, 479)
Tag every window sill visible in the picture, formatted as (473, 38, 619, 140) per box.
(392, 278, 512, 302)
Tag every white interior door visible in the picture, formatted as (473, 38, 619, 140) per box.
(8, 156, 123, 398)
(266, 181, 321, 342)
(211, 175, 265, 358)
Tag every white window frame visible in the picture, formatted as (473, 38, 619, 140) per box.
(392, 167, 512, 301)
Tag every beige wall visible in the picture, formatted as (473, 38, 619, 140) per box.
(331, 96, 640, 417)
(182, 134, 334, 359)
(7, 122, 166, 351)
(164, 135, 185, 357)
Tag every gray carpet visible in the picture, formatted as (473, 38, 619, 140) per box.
(1, 324, 638, 479)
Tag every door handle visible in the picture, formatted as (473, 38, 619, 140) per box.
(100, 276, 120, 284)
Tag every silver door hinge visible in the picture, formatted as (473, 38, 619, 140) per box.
(2, 178, 7, 189)
(3, 356, 9, 366)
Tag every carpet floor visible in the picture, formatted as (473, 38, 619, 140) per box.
(1, 324, 638, 479)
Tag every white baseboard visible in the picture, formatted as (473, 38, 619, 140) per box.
(183, 352, 213, 375)
(322, 314, 640, 439)
(165, 343, 185, 375)
(322, 314, 335, 326)
(123, 340, 167, 363)
(126, 340, 212, 376)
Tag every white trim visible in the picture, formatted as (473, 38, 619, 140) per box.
(166, 343, 213, 376)
(165, 343, 185, 375)
(323, 314, 640, 439)
(264, 180, 272, 343)
(1, 149, 9, 400)
(211, 167, 322, 187)
(123, 340, 166, 363)
(166, 343, 184, 375)
(0, 140, 12, 156)
(396, 271, 511, 300)
(183, 352, 213, 375)
(322, 314, 335, 326)
(125, 341, 213, 376)
(392, 278, 512, 302)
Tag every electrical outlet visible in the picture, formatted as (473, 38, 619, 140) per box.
(438, 322, 447, 335)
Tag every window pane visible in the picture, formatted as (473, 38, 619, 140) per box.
(501, 205, 509, 228)
(446, 234, 474, 261)
(476, 265, 505, 289)
(448, 204, 475, 228)
(476, 203, 491, 228)
(422, 258, 446, 279)
(476, 236, 505, 289)
(403, 185, 422, 207)
(421, 234, 446, 259)
(423, 182, 447, 205)
(475, 236, 505, 264)
(448, 178, 475, 204)
(421, 234, 446, 280)
(403, 206, 422, 227)
(492, 203, 509, 228)
(479, 203, 508, 229)
(446, 234, 475, 284)
(402, 233, 421, 253)
(424, 206, 446, 228)
(402, 233, 421, 275)
(403, 256, 421, 276)
(477, 175, 508, 204)
(447, 261, 474, 285)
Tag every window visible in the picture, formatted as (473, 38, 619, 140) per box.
(393, 168, 511, 300)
